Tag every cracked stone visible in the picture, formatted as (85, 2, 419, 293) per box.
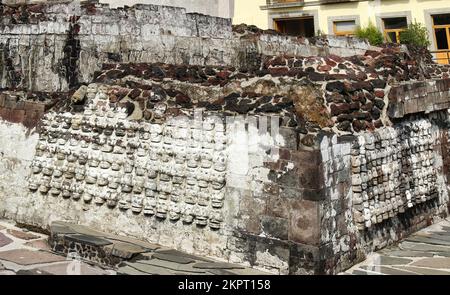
(0, 249, 66, 265)
(0, 233, 13, 248)
(104, 241, 150, 259)
(7, 229, 39, 240)
(24, 239, 52, 251)
(64, 234, 112, 246)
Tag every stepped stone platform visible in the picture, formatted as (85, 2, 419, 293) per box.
(0, 219, 268, 275)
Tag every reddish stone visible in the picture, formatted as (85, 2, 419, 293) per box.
(128, 88, 142, 99)
(374, 90, 385, 98)
(328, 54, 343, 63)
(216, 70, 231, 80)
(317, 65, 332, 72)
(352, 120, 367, 132)
(7, 229, 39, 240)
(324, 58, 337, 67)
(268, 67, 289, 76)
(175, 93, 191, 106)
(0, 233, 13, 248)
(0, 249, 65, 265)
(9, 109, 25, 123)
(330, 103, 350, 116)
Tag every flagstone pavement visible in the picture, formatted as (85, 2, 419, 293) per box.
(0, 219, 267, 275)
(344, 217, 450, 275)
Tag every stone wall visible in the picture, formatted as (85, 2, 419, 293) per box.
(0, 1, 370, 92)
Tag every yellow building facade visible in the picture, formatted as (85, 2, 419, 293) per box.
(233, 0, 450, 63)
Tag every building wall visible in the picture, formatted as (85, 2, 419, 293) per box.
(235, 0, 449, 51)
(233, 0, 268, 28)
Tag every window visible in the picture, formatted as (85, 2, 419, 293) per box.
(274, 17, 315, 37)
(382, 17, 408, 43)
(432, 14, 450, 64)
(333, 20, 356, 36)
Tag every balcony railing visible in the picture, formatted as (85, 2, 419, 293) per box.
(263, 0, 366, 10)
(262, 0, 305, 10)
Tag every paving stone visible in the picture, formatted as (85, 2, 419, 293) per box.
(218, 268, 270, 275)
(0, 270, 16, 275)
(406, 236, 450, 246)
(0, 225, 5, 231)
(154, 249, 214, 262)
(64, 234, 112, 246)
(124, 261, 174, 275)
(136, 258, 206, 274)
(411, 257, 450, 269)
(117, 265, 149, 275)
(399, 241, 450, 253)
(384, 250, 434, 258)
(50, 222, 77, 235)
(104, 241, 149, 259)
(24, 239, 52, 251)
(360, 265, 417, 275)
(352, 270, 373, 275)
(106, 236, 160, 251)
(0, 249, 66, 265)
(0, 233, 13, 248)
(29, 261, 111, 275)
(394, 266, 450, 275)
(152, 253, 196, 264)
(16, 269, 53, 275)
(0, 261, 4, 270)
(7, 229, 39, 240)
(193, 262, 246, 269)
(376, 256, 413, 265)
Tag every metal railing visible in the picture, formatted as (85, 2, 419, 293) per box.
(430, 50, 450, 64)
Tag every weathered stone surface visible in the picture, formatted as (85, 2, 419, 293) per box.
(104, 242, 149, 259)
(0, 249, 66, 265)
(24, 239, 52, 251)
(6, 229, 39, 240)
(64, 234, 113, 247)
(0, 233, 13, 248)
(394, 266, 450, 275)
(411, 258, 450, 269)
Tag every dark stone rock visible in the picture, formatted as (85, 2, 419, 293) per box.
(371, 107, 381, 120)
(337, 120, 352, 131)
(352, 81, 373, 92)
(151, 253, 196, 264)
(370, 79, 387, 89)
(326, 81, 345, 93)
(260, 216, 288, 240)
(373, 99, 385, 109)
(352, 111, 371, 120)
(64, 234, 112, 246)
(336, 114, 353, 122)
(326, 93, 345, 103)
(308, 72, 326, 81)
(330, 103, 350, 116)
(352, 120, 366, 132)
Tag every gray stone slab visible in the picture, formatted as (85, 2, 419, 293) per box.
(376, 256, 413, 265)
(394, 266, 450, 275)
(0, 249, 66, 265)
(360, 265, 417, 275)
(16, 269, 53, 275)
(399, 241, 450, 253)
(406, 236, 450, 246)
(104, 241, 149, 259)
(50, 222, 77, 235)
(124, 261, 174, 275)
(0, 233, 13, 248)
(65, 234, 112, 246)
(155, 249, 214, 262)
(411, 257, 450, 269)
(117, 265, 149, 275)
(385, 250, 434, 258)
(193, 262, 246, 270)
(136, 259, 206, 274)
(30, 261, 111, 275)
(24, 239, 52, 251)
(152, 253, 196, 264)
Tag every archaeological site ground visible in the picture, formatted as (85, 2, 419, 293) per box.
(1, 0, 450, 279)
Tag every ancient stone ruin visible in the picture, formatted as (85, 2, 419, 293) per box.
(1, 1, 450, 275)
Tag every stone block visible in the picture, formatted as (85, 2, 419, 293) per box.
(260, 215, 288, 240)
(266, 195, 290, 219)
(289, 199, 320, 245)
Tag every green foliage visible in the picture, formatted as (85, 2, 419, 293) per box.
(399, 21, 431, 47)
(355, 22, 384, 46)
